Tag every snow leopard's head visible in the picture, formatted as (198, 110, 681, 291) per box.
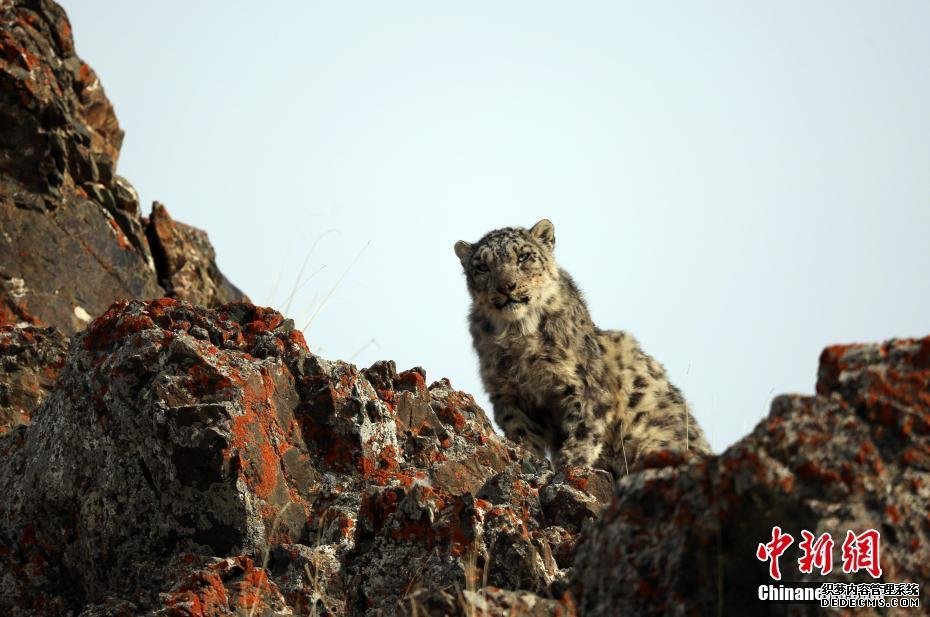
(454, 219, 559, 325)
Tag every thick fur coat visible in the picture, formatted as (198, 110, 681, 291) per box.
(455, 219, 710, 475)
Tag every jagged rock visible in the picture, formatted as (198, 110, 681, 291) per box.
(0, 0, 244, 335)
(146, 202, 249, 308)
(156, 555, 293, 617)
(2, 307, 927, 617)
(571, 336, 930, 616)
(0, 299, 313, 614)
(270, 543, 347, 616)
(539, 467, 613, 532)
(0, 324, 68, 436)
(0, 0, 159, 333)
(0, 299, 605, 615)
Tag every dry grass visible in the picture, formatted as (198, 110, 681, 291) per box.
(301, 240, 370, 333)
(348, 337, 380, 362)
(297, 508, 339, 617)
(241, 504, 348, 616)
(457, 540, 496, 617)
(277, 229, 340, 317)
(247, 502, 292, 617)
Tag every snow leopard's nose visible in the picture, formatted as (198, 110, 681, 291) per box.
(497, 282, 517, 295)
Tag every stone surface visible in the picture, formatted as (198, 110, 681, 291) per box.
(2, 297, 927, 616)
(571, 336, 930, 616)
(0, 299, 608, 615)
(1, 308, 927, 616)
(0, 324, 68, 436)
(0, 0, 245, 336)
(146, 202, 249, 308)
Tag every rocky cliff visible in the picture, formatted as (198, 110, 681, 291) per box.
(0, 0, 246, 337)
(1, 2, 928, 616)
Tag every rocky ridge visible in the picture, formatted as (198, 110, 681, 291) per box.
(1, 299, 927, 616)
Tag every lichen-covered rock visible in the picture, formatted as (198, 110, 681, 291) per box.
(157, 555, 293, 617)
(571, 336, 930, 616)
(0, 325, 68, 436)
(0, 0, 244, 335)
(146, 202, 249, 308)
(269, 543, 346, 616)
(3, 306, 927, 616)
(0, 299, 606, 615)
(0, 0, 159, 333)
(75, 554, 294, 617)
(0, 299, 314, 614)
(540, 467, 613, 533)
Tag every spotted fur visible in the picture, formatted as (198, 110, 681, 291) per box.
(454, 219, 711, 475)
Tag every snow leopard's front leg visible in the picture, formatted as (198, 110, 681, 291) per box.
(491, 392, 549, 460)
(554, 391, 608, 469)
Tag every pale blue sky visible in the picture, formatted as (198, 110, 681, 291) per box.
(61, 1, 930, 451)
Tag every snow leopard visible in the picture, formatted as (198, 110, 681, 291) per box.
(454, 219, 711, 476)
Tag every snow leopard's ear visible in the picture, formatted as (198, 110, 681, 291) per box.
(453, 240, 472, 266)
(529, 219, 555, 249)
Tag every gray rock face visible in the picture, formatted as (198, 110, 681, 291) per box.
(9, 299, 923, 616)
(0, 299, 600, 615)
(0, 324, 68, 436)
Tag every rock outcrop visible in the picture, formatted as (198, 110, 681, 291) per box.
(146, 202, 247, 309)
(0, 0, 245, 336)
(571, 337, 930, 616)
(0, 299, 599, 616)
(3, 297, 926, 616)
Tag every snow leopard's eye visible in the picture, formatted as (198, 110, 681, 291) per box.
(475, 263, 490, 273)
(518, 252, 531, 264)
